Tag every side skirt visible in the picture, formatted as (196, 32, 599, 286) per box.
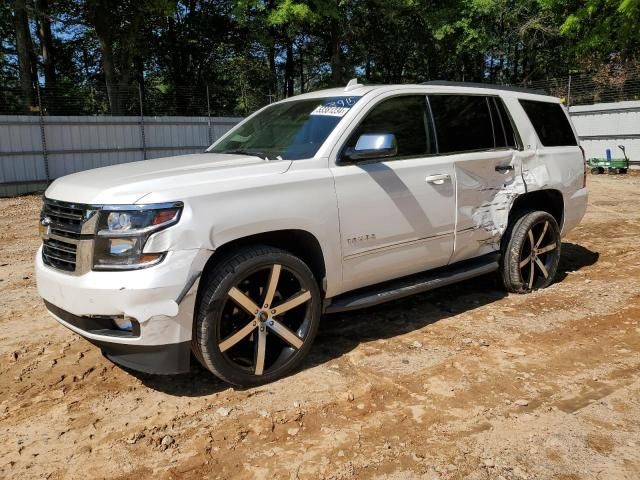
(324, 252, 501, 314)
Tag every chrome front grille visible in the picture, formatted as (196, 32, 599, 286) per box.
(42, 238, 78, 271)
(40, 198, 99, 274)
(43, 200, 85, 238)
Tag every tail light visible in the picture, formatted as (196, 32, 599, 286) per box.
(579, 145, 587, 188)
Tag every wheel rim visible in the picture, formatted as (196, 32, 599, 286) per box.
(216, 264, 313, 376)
(518, 220, 559, 290)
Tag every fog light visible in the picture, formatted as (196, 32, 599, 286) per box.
(113, 315, 134, 331)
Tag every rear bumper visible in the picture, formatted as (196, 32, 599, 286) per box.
(562, 187, 588, 236)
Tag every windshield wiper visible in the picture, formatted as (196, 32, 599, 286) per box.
(223, 149, 272, 160)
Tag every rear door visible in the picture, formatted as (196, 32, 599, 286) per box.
(427, 94, 523, 263)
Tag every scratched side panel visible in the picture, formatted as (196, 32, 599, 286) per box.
(451, 150, 526, 264)
(520, 146, 584, 194)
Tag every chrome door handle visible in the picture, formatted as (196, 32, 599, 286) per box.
(425, 174, 451, 185)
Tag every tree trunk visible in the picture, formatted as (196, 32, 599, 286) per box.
(13, 0, 35, 109)
(521, 48, 529, 83)
(135, 57, 145, 113)
(511, 41, 519, 83)
(268, 44, 277, 100)
(85, 0, 140, 115)
(329, 20, 342, 87)
(284, 40, 294, 97)
(365, 55, 371, 82)
(35, 0, 56, 90)
(299, 41, 304, 94)
(488, 56, 495, 82)
(167, 16, 182, 86)
(98, 36, 124, 115)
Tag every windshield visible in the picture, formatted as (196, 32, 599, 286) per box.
(208, 96, 361, 160)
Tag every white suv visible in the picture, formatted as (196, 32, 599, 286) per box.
(36, 80, 588, 386)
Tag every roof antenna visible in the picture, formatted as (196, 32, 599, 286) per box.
(344, 78, 361, 92)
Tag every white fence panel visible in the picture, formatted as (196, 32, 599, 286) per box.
(570, 101, 640, 162)
(0, 115, 241, 196)
(0, 116, 48, 184)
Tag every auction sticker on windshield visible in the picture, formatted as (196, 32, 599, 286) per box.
(310, 96, 360, 117)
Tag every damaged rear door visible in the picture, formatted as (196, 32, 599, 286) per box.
(428, 94, 526, 264)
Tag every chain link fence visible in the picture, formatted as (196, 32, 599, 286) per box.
(525, 68, 640, 106)
(0, 83, 273, 117)
(2, 67, 640, 117)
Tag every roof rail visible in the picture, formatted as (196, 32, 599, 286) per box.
(420, 80, 547, 96)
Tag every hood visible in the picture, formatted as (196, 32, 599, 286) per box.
(44, 153, 292, 205)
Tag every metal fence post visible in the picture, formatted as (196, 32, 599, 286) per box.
(36, 83, 50, 181)
(138, 83, 147, 160)
(206, 84, 213, 146)
(567, 74, 572, 107)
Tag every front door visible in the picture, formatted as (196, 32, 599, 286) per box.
(331, 95, 456, 292)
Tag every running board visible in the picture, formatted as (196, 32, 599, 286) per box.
(324, 252, 501, 314)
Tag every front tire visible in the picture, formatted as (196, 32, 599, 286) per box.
(192, 245, 321, 387)
(500, 211, 561, 293)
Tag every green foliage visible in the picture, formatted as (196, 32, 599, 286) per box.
(2, 0, 639, 115)
(0, 2, 17, 86)
(557, 0, 639, 61)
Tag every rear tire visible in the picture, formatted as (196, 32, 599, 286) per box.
(192, 245, 321, 387)
(500, 211, 561, 293)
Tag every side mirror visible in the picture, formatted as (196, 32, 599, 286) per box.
(343, 133, 398, 162)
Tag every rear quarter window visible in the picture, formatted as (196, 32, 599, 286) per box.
(519, 99, 577, 147)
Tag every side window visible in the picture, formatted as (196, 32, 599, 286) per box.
(344, 95, 434, 158)
(519, 99, 578, 147)
(428, 95, 495, 154)
(494, 97, 520, 149)
(489, 97, 520, 149)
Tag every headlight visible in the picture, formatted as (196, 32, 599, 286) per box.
(93, 203, 182, 271)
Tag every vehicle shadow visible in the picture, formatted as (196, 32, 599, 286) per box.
(555, 242, 599, 281)
(307, 273, 506, 370)
(308, 241, 598, 370)
(124, 361, 228, 396)
(133, 241, 598, 396)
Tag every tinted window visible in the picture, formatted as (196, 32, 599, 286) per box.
(344, 95, 434, 158)
(489, 97, 519, 149)
(428, 95, 494, 153)
(488, 98, 504, 148)
(493, 97, 520, 148)
(519, 100, 577, 147)
(210, 96, 360, 160)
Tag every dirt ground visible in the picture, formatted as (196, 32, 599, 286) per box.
(1, 174, 640, 480)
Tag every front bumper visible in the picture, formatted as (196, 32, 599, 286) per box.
(36, 246, 211, 374)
